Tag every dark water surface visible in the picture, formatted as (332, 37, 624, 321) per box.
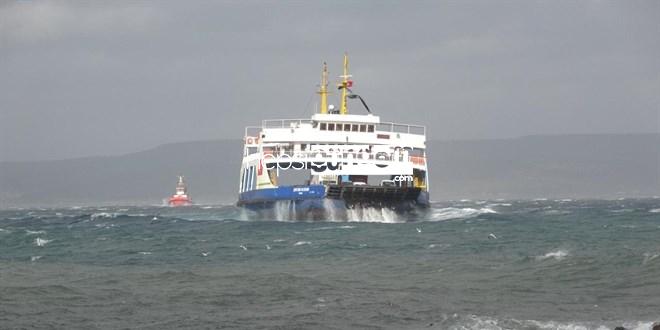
(1, 199, 659, 329)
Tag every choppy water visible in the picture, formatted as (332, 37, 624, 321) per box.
(1, 199, 659, 329)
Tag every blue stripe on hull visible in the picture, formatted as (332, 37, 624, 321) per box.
(238, 185, 326, 205)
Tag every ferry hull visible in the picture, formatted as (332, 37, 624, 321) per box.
(238, 185, 429, 220)
(168, 197, 193, 207)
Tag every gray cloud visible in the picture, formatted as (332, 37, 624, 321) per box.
(1, 1, 658, 161)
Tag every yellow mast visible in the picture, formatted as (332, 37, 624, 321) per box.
(317, 62, 329, 114)
(339, 53, 350, 115)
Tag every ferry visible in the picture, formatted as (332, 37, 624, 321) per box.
(168, 175, 193, 206)
(237, 54, 429, 219)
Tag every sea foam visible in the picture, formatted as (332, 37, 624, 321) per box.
(536, 249, 569, 261)
(34, 237, 51, 247)
(347, 207, 399, 223)
(429, 207, 496, 221)
(25, 230, 46, 235)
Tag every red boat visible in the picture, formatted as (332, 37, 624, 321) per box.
(168, 175, 193, 206)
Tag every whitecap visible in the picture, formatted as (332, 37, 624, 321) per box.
(30, 256, 42, 262)
(642, 252, 659, 265)
(536, 249, 569, 261)
(34, 237, 51, 247)
(428, 207, 496, 221)
(25, 230, 46, 235)
(138, 251, 152, 255)
(95, 223, 117, 229)
(649, 208, 660, 213)
(443, 314, 652, 330)
(346, 207, 399, 223)
(294, 241, 311, 246)
(90, 212, 117, 221)
(487, 203, 512, 207)
(543, 209, 572, 215)
(609, 209, 633, 213)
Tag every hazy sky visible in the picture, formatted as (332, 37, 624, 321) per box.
(1, 1, 658, 161)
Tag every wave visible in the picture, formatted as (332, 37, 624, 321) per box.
(34, 237, 51, 247)
(25, 230, 46, 235)
(488, 203, 512, 207)
(536, 249, 569, 261)
(346, 207, 399, 223)
(642, 252, 659, 265)
(428, 207, 496, 221)
(435, 314, 654, 330)
(542, 209, 572, 215)
(609, 208, 634, 213)
(90, 212, 118, 221)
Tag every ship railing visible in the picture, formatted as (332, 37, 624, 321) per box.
(260, 150, 425, 164)
(259, 119, 425, 136)
(262, 119, 314, 128)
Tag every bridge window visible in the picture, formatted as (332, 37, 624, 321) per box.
(352, 124, 359, 132)
(368, 125, 374, 132)
(328, 123, 335, 131)
(344, 124, 351, 132)
(320, 123, 327, 130)
(360, 124, 366, 132)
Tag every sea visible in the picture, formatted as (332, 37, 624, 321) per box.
(1, 198, 659, 330)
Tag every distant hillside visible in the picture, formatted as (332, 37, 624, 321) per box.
(0, 140, 242, 207)
(431, 134, 659, 200)
(1, 134, 658, 207)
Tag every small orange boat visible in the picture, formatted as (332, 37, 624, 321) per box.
(168, 175, 193, 206)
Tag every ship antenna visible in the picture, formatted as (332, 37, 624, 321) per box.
(338, 52, 352, 115)
(317, 62, 329, 114)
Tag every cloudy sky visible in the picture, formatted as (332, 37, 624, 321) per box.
(1, 1, 658, 161)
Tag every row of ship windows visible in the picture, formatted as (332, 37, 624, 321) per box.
(319, 123, 375, 132)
